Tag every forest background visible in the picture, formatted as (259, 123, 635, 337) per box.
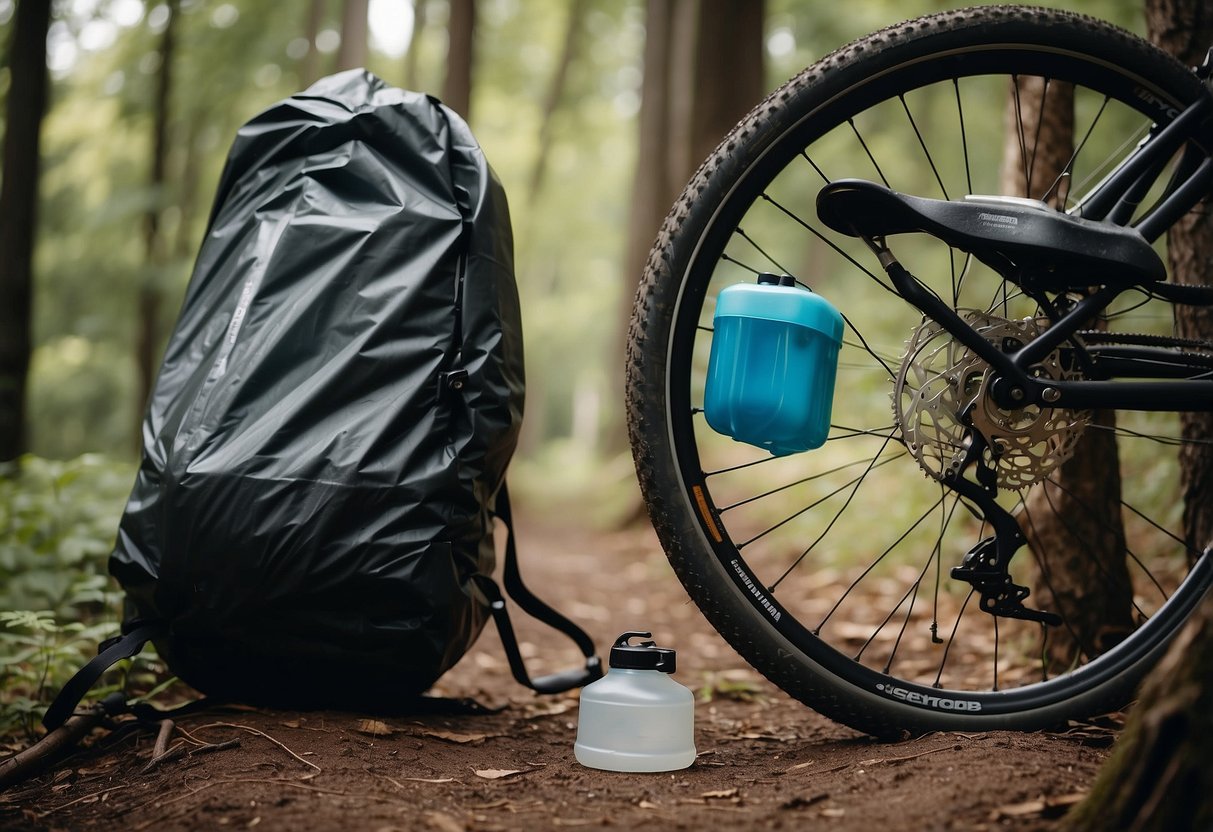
(0, 0, 1151, 731)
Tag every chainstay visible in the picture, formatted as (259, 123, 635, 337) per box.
(1078, 329, 1213, 369)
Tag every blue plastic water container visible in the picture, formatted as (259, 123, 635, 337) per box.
(705, 275, 844, 456)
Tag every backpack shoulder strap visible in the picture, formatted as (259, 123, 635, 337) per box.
(481, 483, 603, 694)
(41, 620, 167, 732)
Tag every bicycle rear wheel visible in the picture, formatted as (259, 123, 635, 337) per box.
(628, 5, 1213, 736)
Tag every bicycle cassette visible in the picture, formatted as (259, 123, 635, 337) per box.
(894, 311, 1091, 490)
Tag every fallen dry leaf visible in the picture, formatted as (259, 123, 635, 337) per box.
(991, 793, 1086, 821)
(420, 729, 494, 745)
(354, 719, 394, 737)
(638, 800, 661, 810)
(403, 777, 456, 784)
(473, 768, 525, 780)
(701, 788, 739, 799)
(820, 807, 846, 818)
(524, 701, 575, 718)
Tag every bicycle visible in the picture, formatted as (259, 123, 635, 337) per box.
(627, 5, 1213, 737)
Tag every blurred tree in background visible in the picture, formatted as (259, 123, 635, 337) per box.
(0, 0, 51, 462)
(0, 0, 1146, 498)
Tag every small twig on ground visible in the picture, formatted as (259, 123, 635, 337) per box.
(0, 704, 109, 790)
(35, 784, 132, 817)
(140, 738, 241, 775)
(151, 720, 175, 761)
(171, 723, 209, 747)
(858, 743, 963, 767)
(192, 723, 320, 776)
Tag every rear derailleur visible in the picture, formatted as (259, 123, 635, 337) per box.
(944, 431, 1062, 627)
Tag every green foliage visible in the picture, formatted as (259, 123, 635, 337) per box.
(0, 455, 149, 738)
(0, 455, 132, 612)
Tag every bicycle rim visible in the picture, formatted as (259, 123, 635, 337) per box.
(631, 7, 1213, 734)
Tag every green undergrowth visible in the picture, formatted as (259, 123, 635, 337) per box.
(0, 455, 162, 740)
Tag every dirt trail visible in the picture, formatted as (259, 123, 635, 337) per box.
(0, 514, 1113, 831)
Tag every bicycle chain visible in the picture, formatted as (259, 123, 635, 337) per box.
(1077, 329, 1213, 363)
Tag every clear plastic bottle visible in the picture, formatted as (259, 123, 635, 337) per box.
(574, 632, 696, 772)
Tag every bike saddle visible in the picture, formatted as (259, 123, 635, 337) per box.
(816, 178, 1165, 289)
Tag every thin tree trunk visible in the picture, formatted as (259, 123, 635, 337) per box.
(301, 0, 328, 85)
(135, 0, 179, 449)
(1003, 76, 1133, 669)
(609, 0, 765, 459)
(1146, 0, 1213, 558)
(684, 0, 764, 175)
(174, 115, 203, 260)
(525, 0, 587, 205)
(336, 0, 369, 72)
(403, 0, 427, 90)
(442, 0, 475, 118)
(1060, 4, 1213, 828)
(611, 0, 676, 461)
(0, 0, 52, 462)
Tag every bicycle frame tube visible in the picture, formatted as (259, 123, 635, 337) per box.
(1076, 92, 1213, 234)
(880, 256, 1213, 413)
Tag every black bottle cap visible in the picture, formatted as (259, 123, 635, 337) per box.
(609, 631, 677, 673)
(757, 273, 798, 288)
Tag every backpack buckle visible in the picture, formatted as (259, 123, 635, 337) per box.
(439, 369, 468, 392)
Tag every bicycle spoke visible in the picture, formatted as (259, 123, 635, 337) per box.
(1011, 74, 1031, 195)
(720, 445, 900, 512)
(933, 588, 976, 688)
(703, 454, 791, 478)
(737, 449, 905, 550)
(800, 151, 830, 184)
(849, 118, 891, 186)
(733, 228, 795, 277)
(954, 78, 973, 195)
(759, 193, 898, 295)
(899, 94, 949, 200)
(1047, 94, 1109, 209)
(814, 493, 947, 632)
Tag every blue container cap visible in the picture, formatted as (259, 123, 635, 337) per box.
(714, 278, 844, 343)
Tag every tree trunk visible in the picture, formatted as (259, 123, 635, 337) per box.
(0, 0, 52, 462)
(1002, 76, 1133, 670)
(336, 0, 369, 72)
(174, 114, 204, 260)
(1061, 588, 1213, 832)
(1061, 3, 1213, 828)
(135, 0, 179, 449)
(403, 0, 428, 90)
(525, 0, 587, 205)
(300, 0, 328, 86)
(442, 0, 475, 119)
(609, 0, 765, 457)
(1146, 0, 1213, 559)
(682, 0, 765, 177)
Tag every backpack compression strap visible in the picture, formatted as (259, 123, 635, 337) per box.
(482, 484, 603, 694)
(41, 620, 167, 732)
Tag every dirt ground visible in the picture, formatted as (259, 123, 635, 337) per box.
(0, 512, 1117, 831)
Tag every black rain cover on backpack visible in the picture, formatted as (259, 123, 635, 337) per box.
(109, 70, 524, 708)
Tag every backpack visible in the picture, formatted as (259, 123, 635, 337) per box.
(44, 71, 600, 729)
